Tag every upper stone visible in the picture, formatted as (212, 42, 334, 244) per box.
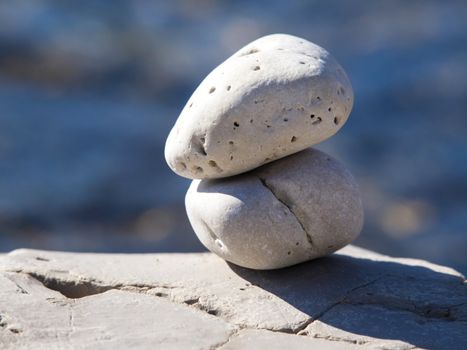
(165, 34, 353, 179)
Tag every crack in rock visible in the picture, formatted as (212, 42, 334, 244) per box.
(347, 300, 466, 322)
(16, 270, 176, 299)
(332, 278, 466, 322)
(5, 274, 29, 295)
(210, 328, 242, 350)
(299, 277, 384, 336)
(311, 334, 370, 345)
(258, 177, 314, 250)
(17, 270, 227, 324)
(67, 300, 75, 342)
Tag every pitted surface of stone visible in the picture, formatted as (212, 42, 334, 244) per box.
(165, 33, 353, 179)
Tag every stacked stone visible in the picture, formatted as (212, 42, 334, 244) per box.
(165, 34, 363, 270)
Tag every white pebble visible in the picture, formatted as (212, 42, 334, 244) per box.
(165, 34, 353, 179)
(185, 148, 363, 269)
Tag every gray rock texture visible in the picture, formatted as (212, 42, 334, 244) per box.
(186, 148, 363, 269)
(1, 246, 465, 349)
(165, 33, 353, 179)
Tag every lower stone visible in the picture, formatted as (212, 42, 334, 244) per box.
(185, 148, 364, 269)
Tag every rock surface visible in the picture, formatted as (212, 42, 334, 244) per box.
(1, 246, 466, 349)
(165, 34, 353, 179)
(186, 148, 363, 269)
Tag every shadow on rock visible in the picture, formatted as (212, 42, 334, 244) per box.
(228, 251, 467, 350)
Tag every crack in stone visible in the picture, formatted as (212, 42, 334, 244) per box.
(341, 279, 467, 322)
(311, 334, 370, 345)
(299, 277, 384, 336)
(210, 328, 242, 350)
(15, 270, 227, 325)
(258, 177, 314, 250)
(347, 300, 466, 322)
(4, 274, 29, 295)
(13, 270, 177, 299)
(301, 275, 466, 338)
(291, 319, 314, 334)
(67, 300, 75, 342)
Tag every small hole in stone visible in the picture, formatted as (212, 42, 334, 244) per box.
(266, 125, 271, 128)
(317, 96, 321, 100)
(208, 160, 217, 167)
(283, 118, 288, 122)
(155, 292, 168, 297)
(239, 288, 246, 291)
(35, 256, 49, 262)
(234, 121, 239, 127)
(277, 48, 284, 50)
(312, 117, 322, 125)
(209, 87, 216, 94)
(339, 87, 345, 95)
(229, 141, 234, 145)
(208, 309, 219, 316)
(310, 114, 315, 119)
(250, 119, 253, 123)
(328, 107, 332, 112)
(296, 242, 300, 246)
(253, 66, 260, 71)
(264, 157, 271, 162)
(191, 135, 207, 156)
(179, 162, 187, 170)
(226, 85, 231, 91)
(287, 251, 291, 255)
(230, 155, 234, 160)
(189, 102, 193, 108)
(291, 136, 297, 142)
(239, 48, 259, 56)
(193, 166, 203, 173)
(334, 117, 340, 125)
(299, 61, 305, 64)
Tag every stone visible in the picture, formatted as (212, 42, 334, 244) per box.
(1, 246, 466, 349)
(165, 33, 353, 179)
(185, 148, 363, 269)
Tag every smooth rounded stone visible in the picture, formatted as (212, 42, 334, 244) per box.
(185, 148, 363, 269)
(165, 34, 353, 179)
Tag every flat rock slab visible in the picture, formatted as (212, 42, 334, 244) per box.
(0, 246, 465, 350)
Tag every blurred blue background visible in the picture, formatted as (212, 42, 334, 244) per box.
(0, 0, 466, 273)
